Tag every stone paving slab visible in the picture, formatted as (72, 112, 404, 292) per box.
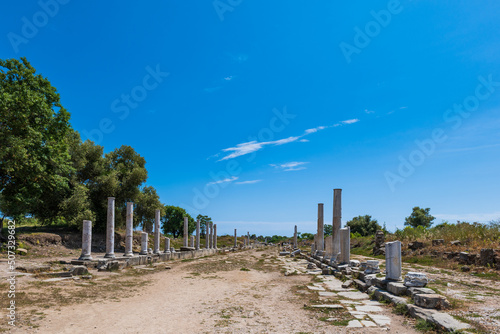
(368, 314, 391, 326)
(355, 305, 384, 313)
(309, 304, 344, 309)
(337, 291, 370, 300)
(347, 320, 363, 328)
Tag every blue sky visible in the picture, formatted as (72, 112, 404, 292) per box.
(2, 0, 500, 236)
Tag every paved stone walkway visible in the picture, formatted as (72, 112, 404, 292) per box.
(278, 256, 392, 330)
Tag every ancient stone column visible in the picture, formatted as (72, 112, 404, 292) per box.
(190, 235, 195, 248)
(105, 197, 116, 258)
(234, 229, 237, 248)
(205, 226, 210, 249)
(386, 241, 402, 281)
(213, 224, 217, 249)
(294, 225, 298, 249)
(153, 209, 161, 254)
(331, 189, 342, 262)
(140, 232, 148, 255)
(164, 237, 171, 253)
(196, 219, 200, 250)
(339, 226, 350, 264)
(208, 222, 213, 249)
(79, 220, 92, 260)
(124, 202, 134, 257)
(183, 217, 188, 247)
(317, 203, 324, 252)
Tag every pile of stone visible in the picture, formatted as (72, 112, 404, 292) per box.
(373, 230, 385, 256)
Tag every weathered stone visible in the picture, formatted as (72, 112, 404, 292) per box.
(180, 246, 195, 252)
(353, 279, 368, 291)
(339, 227, 350, 264)
(16, 248, 28, 255)
(461, 265, 470, 272)
(124, 202, 134, 257)
(279, 251, 290, 256)
(407, 304, 470, 332)
(104, 197, 116, 258)
(365, 274, 377, 286)
(404, 272, 428, 287)
(364, 260, 380, 274)
(373, 230, 385, 256)
(408, 241, 424, 250)
(139, 232, 148, 255)
(317, 203, 324, 251)
(183, 217, 189, 247)
(342, 280, 354, 289)
(154, 209, 161, 254)
(349, 259, 360, 267)
(385, 241, 402, 281)
(407, 287, 435, 297)
(309, 304, 343, 309)
(432, 239, 444, 246)
(331, 189, 342, 262)
(480, 248, 495, 267)
(387, 282, 407, 296)
(16, 265, 50, 273)
(79, 220, 93, 261)
(414, 293, 449, 309)
(450, 240, 461, 246)
(69, 265, 89, 276)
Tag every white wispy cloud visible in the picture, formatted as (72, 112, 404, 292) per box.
(206, 176, 238, 186)
(216, 119, 359, 161)
(364, 109, 375, 114)
(224, 76, 233, 81)
(235, 179, 262, 185)
(270, 161, 309, 172)
(341, 118, 359, 125)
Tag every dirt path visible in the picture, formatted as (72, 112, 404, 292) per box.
(7, 248, 418, 333)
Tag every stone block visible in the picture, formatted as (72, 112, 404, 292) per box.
(414, 293, 449, 310)
(349, 259, 360, 267)
(407, 287, 435, 297)
(69, 265, 89, 276)
(387, 282, 407, 296)
(353, 279, 368, 291)
(342, 280, 354, 289)
(480, 248, 495, 267)
(385, 241, 402, 281)
(406, 305, 470, 332)
(408, 241, 424, 250)
(404, 272, 428, 287)
(431, 239, 444, 246)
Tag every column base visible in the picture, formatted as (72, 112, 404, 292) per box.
(104, 253, 116, 258)
(123, 252, 134, 257)
(153, 250, 161, 254)
(78, 255, 92, 261)
(139, 251, 148, 255)
(164, 250, 171, 254)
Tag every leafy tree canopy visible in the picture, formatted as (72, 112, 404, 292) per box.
(404, 207, 435, 229)
(346, 215, 381, 236)
(162, 205, 194, 238)
(0, 57, 73, 221)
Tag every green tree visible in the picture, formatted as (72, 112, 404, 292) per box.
(162, 205, 194, 238)
(300, 232, 315, 240)
(404, 207, 435, 229)
(346, 215, 381, 236)
(324, 224, 332, 236)
(135, 186, 163, 233)
(0, 58, 73, 223)
(196, 214, 212, 237)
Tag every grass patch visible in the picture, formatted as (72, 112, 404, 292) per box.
(240, 267, 250, 271)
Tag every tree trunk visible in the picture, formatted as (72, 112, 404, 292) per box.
(0, 215, 4, 235)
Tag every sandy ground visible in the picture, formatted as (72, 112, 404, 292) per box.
(3, 248, 420, 333)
